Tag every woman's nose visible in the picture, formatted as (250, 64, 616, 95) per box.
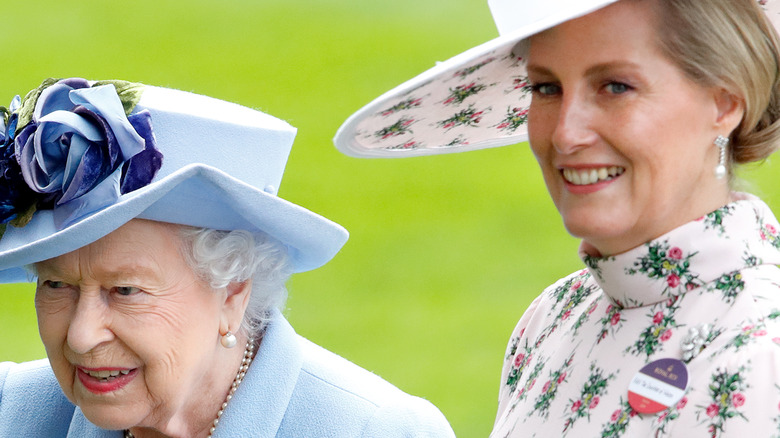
(67, 292, 114, 354)
(551, 94, 597, 154)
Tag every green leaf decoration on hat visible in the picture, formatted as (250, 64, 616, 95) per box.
(0, 106, 8, 127)
(8, 202, 37, 229)
(15, 77, 59, 135)
(93, 80, 145, 116)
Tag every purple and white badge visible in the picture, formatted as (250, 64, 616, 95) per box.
(627, 358, 689, 414)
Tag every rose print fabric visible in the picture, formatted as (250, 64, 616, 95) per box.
(492, 194, 780, 437)
(347, 46, 533, 156)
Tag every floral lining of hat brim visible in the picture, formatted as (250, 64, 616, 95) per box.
(336, 35, 529, 158)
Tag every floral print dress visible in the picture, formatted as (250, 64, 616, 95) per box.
(491, 194, 780, 438)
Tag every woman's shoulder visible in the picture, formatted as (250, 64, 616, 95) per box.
(539, 268, 595, 301)
(514, 268, 598, 331)
(296, 335, 410, 399)
(692, 272, 780, 382)
(742, 264, 780, 302)
(0, 359, 75, 435)
(254, 313, 454, 437)
(0, 359, 67, 405)
(291, 336, 455, 437)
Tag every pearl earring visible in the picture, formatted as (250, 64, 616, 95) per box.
(221, 331, 237, 348)
(714, 135, 729, 179)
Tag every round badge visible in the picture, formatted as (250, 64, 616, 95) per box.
(627, 358, 689, 414)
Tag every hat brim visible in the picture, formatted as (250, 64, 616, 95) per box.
(333, 0, 620, 158)
(0, 164, 348, 283)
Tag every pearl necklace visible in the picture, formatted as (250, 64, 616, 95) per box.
(124, 339, 256, 438)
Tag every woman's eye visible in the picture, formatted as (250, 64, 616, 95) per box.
(531, 83, 561, 96)
(43, 280, 68, 289)
(114, 286, 141, 296)
(605, 82, 631, 94)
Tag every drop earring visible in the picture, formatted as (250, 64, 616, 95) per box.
(714, 135, 729, 179)
(221, 331, 237, 348)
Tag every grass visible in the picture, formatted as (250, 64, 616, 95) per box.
(1, 1, 778, 436)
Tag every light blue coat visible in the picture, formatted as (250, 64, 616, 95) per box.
(0, 311, 455, 437)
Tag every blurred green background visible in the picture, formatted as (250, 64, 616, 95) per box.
(1, 1, 778, 436)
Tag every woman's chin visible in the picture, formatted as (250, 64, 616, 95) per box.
(553, 193, 633, 244)
(73, 392, 145, 431)
(79, 405, 141, 431)
(562, 218, 638, 256)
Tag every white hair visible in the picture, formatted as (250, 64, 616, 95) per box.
(178, 227, 292, 337)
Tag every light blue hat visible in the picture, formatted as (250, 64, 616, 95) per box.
(0, 78, 348, 282)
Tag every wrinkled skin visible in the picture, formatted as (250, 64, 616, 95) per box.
(35, 219, 250, 437)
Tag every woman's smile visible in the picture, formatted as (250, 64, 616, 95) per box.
(76, 367, 138, 394)
(560, 166, 625, 186)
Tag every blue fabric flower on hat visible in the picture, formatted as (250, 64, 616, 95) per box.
(0, 95, 40, 226)
(6, 77, 162, 230)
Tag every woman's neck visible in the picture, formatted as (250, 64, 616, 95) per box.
(126, 333, 253, 438)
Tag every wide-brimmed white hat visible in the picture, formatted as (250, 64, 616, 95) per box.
(334, 0, 780, 158)
(0, 78, 348, 282)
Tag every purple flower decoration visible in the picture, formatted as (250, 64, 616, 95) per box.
(0, 95, 39, 225)
(11, 78, 162, 228)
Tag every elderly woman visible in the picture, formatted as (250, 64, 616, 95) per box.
(335, 0, 780, 435)
(0, 78, 455, 437)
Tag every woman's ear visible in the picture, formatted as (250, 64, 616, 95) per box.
(219, 280, 252, 335)
(714, 88, 745, 134)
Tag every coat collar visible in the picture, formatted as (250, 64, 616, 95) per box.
(580, 193, 780, 308)
(65, 309, 303, 437)
(213, 309, 303, 436)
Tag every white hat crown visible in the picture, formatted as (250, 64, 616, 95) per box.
(488, 0, 618, 36)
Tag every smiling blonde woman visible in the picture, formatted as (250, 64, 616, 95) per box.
(335, 0, 780, 435)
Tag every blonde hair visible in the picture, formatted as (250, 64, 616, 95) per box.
(649, 0, 780, 164)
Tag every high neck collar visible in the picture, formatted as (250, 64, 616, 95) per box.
(579, 193, 780, 309)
